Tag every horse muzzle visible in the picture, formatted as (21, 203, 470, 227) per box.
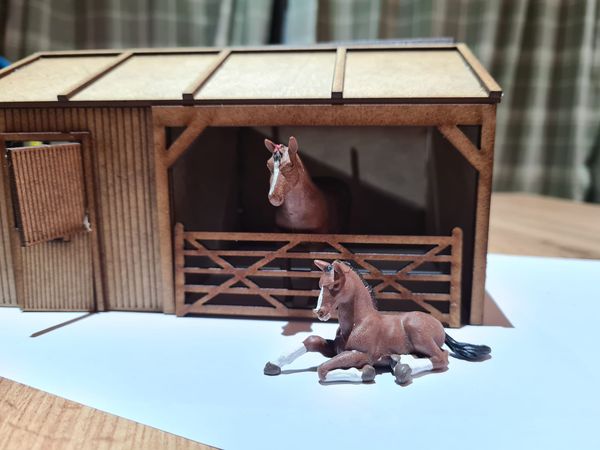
(313, 308, 331, 322)
(269, 194, 283, 206)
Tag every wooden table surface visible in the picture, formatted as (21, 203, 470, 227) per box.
(489, 193, 600, 259)
(1, 193, 598, 449)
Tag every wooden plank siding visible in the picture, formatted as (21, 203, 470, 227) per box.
(19, 233, 94, 311)
(0, 108, 162, 311)
(0, 129, 16, 305)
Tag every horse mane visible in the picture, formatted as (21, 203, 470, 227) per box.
(341, 261, 378, 310)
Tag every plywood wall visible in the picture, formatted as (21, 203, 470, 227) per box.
(0, 158, 16, 306)
(0, 108, 162, 311)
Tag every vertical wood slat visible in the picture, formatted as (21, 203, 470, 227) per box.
(0, 108, 160, 312)
(19, 233, 93, 311)
(0, 133, 17, 306)
(449, 227, 463, 328)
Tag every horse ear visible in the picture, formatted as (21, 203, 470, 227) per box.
(314, 259, 329, 272)
(332, 260, 346, 278)
(288, 136, 298, 157)
(264, 139, 276, 153)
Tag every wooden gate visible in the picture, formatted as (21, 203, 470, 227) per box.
(174, 224, 462, 327)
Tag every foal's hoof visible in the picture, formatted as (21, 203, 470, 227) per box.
(394, 363, 412, 385)
(361, 365, 376, 383)
(264, 362, 281, 376)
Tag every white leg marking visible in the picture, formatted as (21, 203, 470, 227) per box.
(268, 160, 280, 196)
(324, 368, 363, 383)
(402, 354, 434, 375)
(271, 344, 307, 368)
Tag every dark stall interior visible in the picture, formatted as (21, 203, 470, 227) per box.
(169, 126, 478, 320)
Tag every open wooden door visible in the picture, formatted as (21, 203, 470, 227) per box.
(1, 133, 103, 311)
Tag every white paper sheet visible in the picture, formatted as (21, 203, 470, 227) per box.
(1, 254, 599, 449)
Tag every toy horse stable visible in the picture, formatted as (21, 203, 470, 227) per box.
(0, 43, 501, 329)
(265, 260, 491, 384)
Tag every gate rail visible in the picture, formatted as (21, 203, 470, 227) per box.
(174, 224, 462, 326)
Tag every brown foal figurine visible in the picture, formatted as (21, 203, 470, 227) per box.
(265, 136, 337, 233)
(264, 260, 491, 384)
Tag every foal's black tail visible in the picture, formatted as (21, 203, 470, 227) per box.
(445, 333, 491, 361)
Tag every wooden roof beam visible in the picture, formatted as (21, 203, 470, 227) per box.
(0, 52, 42, 80)
(456, 44, 502, 102)
(331, 47, 346, 101)
(57, 51, 134, 102)
(182, 49, 231, 102)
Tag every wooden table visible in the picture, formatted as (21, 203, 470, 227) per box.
(489, 193, 600, 259)
(1, 193, 598, 449)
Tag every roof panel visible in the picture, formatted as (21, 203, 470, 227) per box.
(0, 56, 115, 102)
(343, 49, 487, 99)
(72, 53, 218, 101)
(195, 51, 337, 100)
(0, 45, 500, 104)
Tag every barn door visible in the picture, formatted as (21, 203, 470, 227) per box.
(4, 141, 98, 311)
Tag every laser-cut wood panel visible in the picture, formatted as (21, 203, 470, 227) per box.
(8, 144, 87, 246)
(174, 224, 462, 327)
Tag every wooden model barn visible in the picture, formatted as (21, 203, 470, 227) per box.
(0, 43, 501, 327)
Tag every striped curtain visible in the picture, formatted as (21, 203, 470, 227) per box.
(1, 0, 599, 202)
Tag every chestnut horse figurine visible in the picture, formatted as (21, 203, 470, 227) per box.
(264, 260, 491, 384)
(265, 136, 338, 233)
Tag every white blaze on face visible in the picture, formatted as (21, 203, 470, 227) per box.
(269, 158, 280, 197)
(314, 286, 324, 312)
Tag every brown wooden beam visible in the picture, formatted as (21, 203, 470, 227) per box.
(165, 117, 208, 168)
(469, 105, 496, 324)
(182, 49, 231, 102)
(57, 51, 134, 101)
(331, 47, 346, 100)
(437, 125, 484, 172)
(457, 44, 502, 102)
(0, 52, 41, 80)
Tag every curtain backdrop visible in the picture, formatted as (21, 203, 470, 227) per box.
(1, 0, 598, 201)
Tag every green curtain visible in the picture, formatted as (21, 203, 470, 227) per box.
(1, 0, 599, 202)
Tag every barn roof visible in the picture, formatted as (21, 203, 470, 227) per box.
(0, 43, 501, 106)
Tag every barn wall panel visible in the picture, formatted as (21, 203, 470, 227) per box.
(0, 110, 17, 306)
(0, 107, 161, 311)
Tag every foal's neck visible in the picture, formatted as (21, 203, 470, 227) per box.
(338, 274, 377, 335)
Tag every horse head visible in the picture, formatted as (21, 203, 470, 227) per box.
(313, 259, 351, 321)
(264, 136, 300, 206)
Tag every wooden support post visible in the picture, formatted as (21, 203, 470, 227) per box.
(153, 125, 175, 313)
(174, 222, 185, 316)
(449, 227, 463, 327)
(469, 105, 496, 324)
